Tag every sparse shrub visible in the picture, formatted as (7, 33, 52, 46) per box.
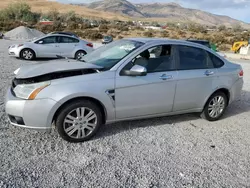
(177, 30, 187, 38)
(117, 35, 123, 39)
(120, 26, 129, 31)
(160, 30, 169, 38)
(144, 31, 153, 37)
(107, 29, 121, 37)
(232, 24, 243, 32)
(84, 30, 103, 40)
(189, 23, 206, 33)
(218, 25, 226, 31)
(67, 22, 78, 30)
(46, 8, 60, 21)
(218, 44, 230, 51)
(80, 23, 91, 29)
(134, 26, 144, 31)
(99, 24, 108, 33)
(170, 34, 179, 39)
(0, 2, 40, 23)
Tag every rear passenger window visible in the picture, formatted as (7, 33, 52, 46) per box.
(60, 36, 79, 43)
(177, 45, 213, 70)
(208, 53, 224, 68)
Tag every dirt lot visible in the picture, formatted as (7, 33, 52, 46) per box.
(0, 39, 250, 188)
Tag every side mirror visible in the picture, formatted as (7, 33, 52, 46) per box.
(38, 40, 43, 44)
(121, 65, 147, 76)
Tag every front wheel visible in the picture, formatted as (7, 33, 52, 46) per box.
(56, 100, 102, 142)
(201, 92, 228, 121)
(20, 49, 35, 60)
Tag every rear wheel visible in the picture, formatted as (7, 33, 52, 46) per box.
(20, 49, 35, 60)
(75, 50, 86, 60)
(201, 92, 228, 121)
(56, 100, 102, 142)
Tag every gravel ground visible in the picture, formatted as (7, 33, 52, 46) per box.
(0, 39, 250, 188)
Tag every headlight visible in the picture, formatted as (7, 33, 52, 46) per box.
(13, 81, 50, 100)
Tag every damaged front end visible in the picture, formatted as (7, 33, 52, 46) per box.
(12, 68, 100, 100)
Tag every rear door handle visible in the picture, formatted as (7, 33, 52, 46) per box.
(160, 74, 173, 80)
(204, 70, 214, 76)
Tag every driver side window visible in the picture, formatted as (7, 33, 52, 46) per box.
(122, 45, 175, 74)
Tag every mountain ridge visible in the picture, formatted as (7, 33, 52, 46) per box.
(85, 0, 250, 28)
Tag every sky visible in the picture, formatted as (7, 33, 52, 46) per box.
(56, 0, 250, 23)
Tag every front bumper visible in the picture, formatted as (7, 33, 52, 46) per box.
(5, 88, 60, 130)
(8, 47, 20, 57)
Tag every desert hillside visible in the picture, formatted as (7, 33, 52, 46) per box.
(84, 0, 250, 28)
(0, 0, 128, 20)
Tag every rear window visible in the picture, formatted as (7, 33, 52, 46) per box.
(178, 45, 213, 70)
(208, 53, 224, 68)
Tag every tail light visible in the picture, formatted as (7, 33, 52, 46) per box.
(239, 69, 244, 78)
(86, 43, 93, 48)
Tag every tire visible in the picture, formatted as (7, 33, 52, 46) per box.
(20, 49, 35, 60)
(201, 91, 228, 121)
(75, 50, 86, 60)
(56, 100, 103, 142)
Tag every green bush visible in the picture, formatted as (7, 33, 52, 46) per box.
(0, 2, 40, 23)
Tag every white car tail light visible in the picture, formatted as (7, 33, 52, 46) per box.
(87, 43, 93, 48)
(239, 69, 244, 78)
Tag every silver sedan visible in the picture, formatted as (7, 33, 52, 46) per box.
(8, 34, 94, 60)
(5, 38, 243, 142)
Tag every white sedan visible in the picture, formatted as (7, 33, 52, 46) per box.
(8, 34, 94, 60)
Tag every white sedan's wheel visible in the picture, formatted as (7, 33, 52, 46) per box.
(21, 49, 35, 60)
(75, 51, 86, 60)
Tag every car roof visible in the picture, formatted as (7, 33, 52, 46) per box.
(46, 33, 79, 38)
(125, 37, 208, 48)
(48, 32, 78, 37)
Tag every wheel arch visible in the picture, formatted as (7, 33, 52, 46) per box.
(203, 88, 230, 109)
(52, 96, 107, 125)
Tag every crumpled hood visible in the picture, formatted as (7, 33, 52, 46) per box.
(15, 59, 103, 79)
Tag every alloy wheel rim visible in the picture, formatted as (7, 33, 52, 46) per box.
(208, 96, 225, 118)
(23, 50, 33, 59)
(77, 52, 85, 59)
(63, 107, 97, 139)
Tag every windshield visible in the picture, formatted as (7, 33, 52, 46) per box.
(81, 39, 144, 70)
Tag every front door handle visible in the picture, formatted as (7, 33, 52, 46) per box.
(204, 70, 214, 76)
(55, 45, 59, 47)
(160, 74, 173, 80)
